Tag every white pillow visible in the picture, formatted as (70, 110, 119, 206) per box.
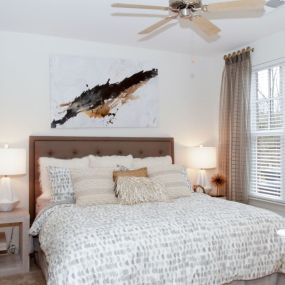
(133, 156, 172, 169)
(39, 156, 89, 198)
(148, 164, 192, 199)
(70, 167, 118, 206)
(89, 155, 133, 169)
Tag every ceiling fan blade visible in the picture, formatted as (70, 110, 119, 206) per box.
(192, 16, 221, 37)
(205, 0, 265, 12)
(138, 16, 175, 34)
(112, 3, 169, 11)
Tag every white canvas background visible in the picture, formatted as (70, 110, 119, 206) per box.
(50, 55, 159, 128)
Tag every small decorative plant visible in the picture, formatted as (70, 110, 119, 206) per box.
(211, 174, 226, 197)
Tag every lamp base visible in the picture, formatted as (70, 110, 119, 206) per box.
(196, 169, 210, 190)
(0, 200, 19, 212)
(0, 177, 19, 211)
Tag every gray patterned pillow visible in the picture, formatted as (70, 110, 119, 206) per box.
(48, 167, 74, 203)
(115, 176, 169, 205)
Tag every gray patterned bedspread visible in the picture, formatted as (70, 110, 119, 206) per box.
(30, 194, 285, 285)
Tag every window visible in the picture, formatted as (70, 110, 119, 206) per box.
(250, 61, 285, 201)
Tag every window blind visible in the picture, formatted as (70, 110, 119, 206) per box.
(250, 61, 285, 201)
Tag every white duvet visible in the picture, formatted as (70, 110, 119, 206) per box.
(30, 194, 285, 285)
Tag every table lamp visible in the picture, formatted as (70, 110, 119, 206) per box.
(0, 145, 26, 212)
(189, 145, 216, 191)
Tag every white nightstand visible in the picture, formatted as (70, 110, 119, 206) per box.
(0, 208, 30, 277)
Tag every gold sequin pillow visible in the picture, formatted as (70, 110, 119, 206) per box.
(113, 167, 148, 181)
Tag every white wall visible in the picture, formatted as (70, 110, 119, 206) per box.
(251, 29, 285, 67)
(0, 31, 222, 210)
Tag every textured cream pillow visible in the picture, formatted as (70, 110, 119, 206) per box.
(39, 156, 89, 198)
(113, 167, 148, 181)
(89, 155, 133, 169)
(115, 176, 168, 205)
(148, 164, 192, 199)
(133, 156, 172, 169)
(70, 168, 118, 206)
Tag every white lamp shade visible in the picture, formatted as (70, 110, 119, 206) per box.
(0, 148, 26, 175)
(189, 146, 217, 169)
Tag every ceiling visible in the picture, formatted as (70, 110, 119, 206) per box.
(0, 0, 285, 56)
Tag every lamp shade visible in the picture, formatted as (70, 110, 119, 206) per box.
(189, 146, 216, 169)
(0, 148, 26, 176)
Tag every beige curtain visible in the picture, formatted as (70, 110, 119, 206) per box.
(218, 51, 252, 203)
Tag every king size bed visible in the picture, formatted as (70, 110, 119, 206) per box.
(29, 136, 285, 285)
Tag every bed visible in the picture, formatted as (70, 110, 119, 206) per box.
(29, 136, 285, 285)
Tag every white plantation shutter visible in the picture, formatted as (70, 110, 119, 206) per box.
(250, 60, 285, 201)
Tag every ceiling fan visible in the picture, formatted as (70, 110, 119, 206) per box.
(112, 0, 267, 38)
(266, 0, 284, 8)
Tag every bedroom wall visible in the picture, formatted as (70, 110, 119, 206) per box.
(0, 31, 222, 209)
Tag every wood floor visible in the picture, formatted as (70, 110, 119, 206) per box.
(0, 258, 45, 285)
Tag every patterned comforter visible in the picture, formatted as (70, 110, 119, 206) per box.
(30, 194, 285, 285)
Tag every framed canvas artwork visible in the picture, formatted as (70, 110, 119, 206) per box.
(50, 55, 159, 128)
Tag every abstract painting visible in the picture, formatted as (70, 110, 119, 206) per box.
(50, 55, 159, 128)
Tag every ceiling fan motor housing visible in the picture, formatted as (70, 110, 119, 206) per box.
(169, 0, 202, 10)
(169, 0, 202, 17)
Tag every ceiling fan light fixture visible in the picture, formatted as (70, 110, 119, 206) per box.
(180, 7, 192, 17)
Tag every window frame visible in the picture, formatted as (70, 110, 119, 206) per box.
(250, 59, 285, 203)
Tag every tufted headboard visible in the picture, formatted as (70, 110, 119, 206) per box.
(29, 136, 174, 222)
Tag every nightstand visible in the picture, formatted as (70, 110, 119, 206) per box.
(213, 196, 227, 200)
(0, 208, 30, 277)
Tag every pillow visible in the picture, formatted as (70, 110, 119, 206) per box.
(48, 167, 74, 203)
(148, 164, 192, 199)
(113, 167, 148, 181)
(39, 156, 89, 198)
(133, 156, 172, 168)
(115, 176, 168, 205)
(70, 168, 118, 206)
(89, 155, 133, 169)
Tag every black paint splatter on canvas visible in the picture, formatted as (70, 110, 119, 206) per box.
(51, 68, 158, 128)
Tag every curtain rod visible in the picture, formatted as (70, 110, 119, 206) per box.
(223, 47, 254, 61)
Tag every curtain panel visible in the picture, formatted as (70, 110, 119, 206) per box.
(218, 52, 252, 203)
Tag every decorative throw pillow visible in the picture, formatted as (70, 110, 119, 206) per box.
(115, 176, 168, 205)
(47, 167, 74, 203)
(133, 156, 172, 169)
(148, 164, 192, 199)
(39, 156, 89, 198)
(89, 155, 133, 169)
(113, 167, 148, 181)
(70, 168, 118, 206)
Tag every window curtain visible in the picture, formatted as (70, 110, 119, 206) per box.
(218, 51, 252, 203)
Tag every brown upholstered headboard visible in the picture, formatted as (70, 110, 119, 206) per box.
(29, 136, 174, 222)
